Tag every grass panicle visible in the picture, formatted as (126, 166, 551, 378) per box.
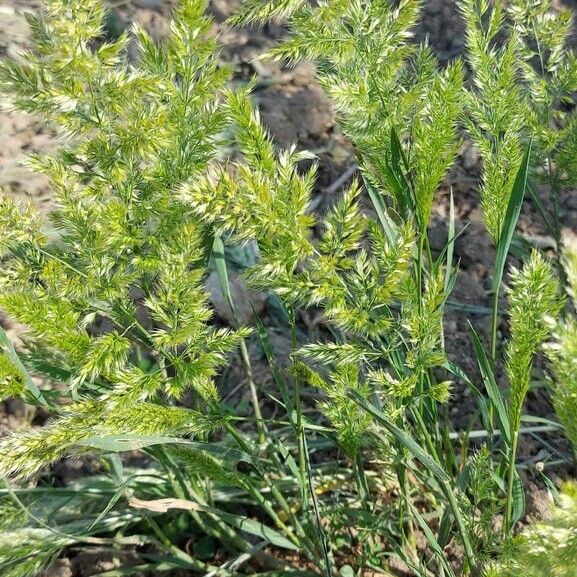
(0, 1, 576, 576)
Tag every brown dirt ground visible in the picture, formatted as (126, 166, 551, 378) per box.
(0, 0, 575, 575)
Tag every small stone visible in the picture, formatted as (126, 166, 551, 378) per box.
(72, 551, 117, 576)
(206, 270, 267, 326)
(133, 0, 164, 9)
(462, 143, 480, 172)
(428, 217, 448, 253)
(258, 84, 335, 147)
(39, 559, 73, 577)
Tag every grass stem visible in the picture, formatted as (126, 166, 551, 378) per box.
(504, 430, 519, 537)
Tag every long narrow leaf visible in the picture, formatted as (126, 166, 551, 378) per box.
(0, 324, 48, 406)
(386, 128, 414, 219)
(212, 234, 239, 322)
(77, 435, 254, 465)
(444, 188, 457, 293)
(254, 315, 295, 422)
(347, 390, 449, 482)
(407, 498, 455, 577)
(511, 471, 525, 526)
(129, 497, 298, 551)
(492, 140, 533, 296)
(364, 178, 397, 244)
(469, 324, 511, 444)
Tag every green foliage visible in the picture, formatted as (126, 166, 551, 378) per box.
(0, 354, 26, 402)
(0, 0, 246, 492)
(506, 251, 562, 432)
(237, 0, 463, 230)
(0, 0, 576, 576)
(0, 399, 223, 481)
(184, 87, 317, 301)
(460, 0, 526, 244)
(460, 446, 503, 562)
(230, 0, 307, 26)
(0, 528, 69, 577)
(502, 250, 562, 534)
(0, 0, 247, 410)
(485, 481, 577, 577)
(461, 0, 577, 243)
(547, 232, 577, 451)
(508, 0, 577, 186)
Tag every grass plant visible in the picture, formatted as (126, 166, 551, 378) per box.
(0, 1, 577, 576)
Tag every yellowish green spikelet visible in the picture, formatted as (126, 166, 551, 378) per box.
(403, 268, 448, 376)
(506, 251, 562, 432)
(0, 528, 72, 577)
(459, 0, 526, 244)
(234, 0, 463, 229)
(1, 0, 575, 574)
(183, 66, 458, 454)
(0, 354, 27, 402)
(461, 0, 577, 244)
(485, 481, 577, 577)
(561, 230, 577, 301)
(547, 316, 577, 451)
(294, 361, 372, 458)
(230, 0, 307, 26)
(508, 0, 577, 183)
(546, 232, 577, 450)
(0, 0, 248, 485)
(0, 400, 223, 481)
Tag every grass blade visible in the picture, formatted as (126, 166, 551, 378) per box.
(526, 180, 557, 240)
(0, 324, 48, 407)
(380, 127, 414, 219)
(444, 188, 457, 293)
(130, 497, 299, 551)
(78, 435, 254, 465)
(492, 140, 533, 297)
(364, 178, 397, 244)
(469, 323, 511, 445)
(511, 471, 525, 526)
(204, 507, 300, 551)
(347, 390, 449, 482)
(212, 234, 238, 320)
(212, 234, 266, 444)
(348, 392, 476, 568)
(406, 498, 455, 577)
(490, 140, 533, 360)
(254, 314, 295, 422)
